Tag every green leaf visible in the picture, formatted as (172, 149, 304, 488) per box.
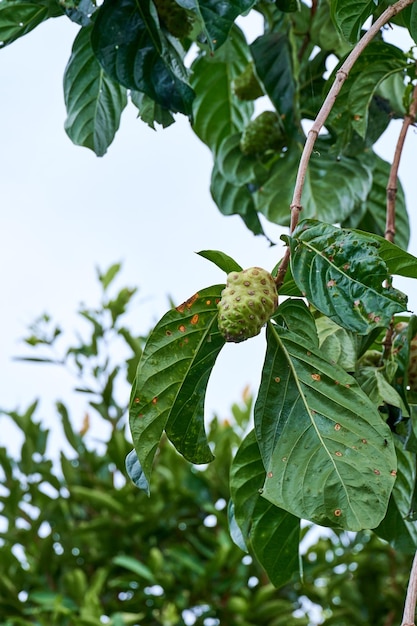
(254, 147, 373, 227)
(190, 26, 253, 154)
(251, 30, 297, 130)
(357, 233, 417, 280)
(177, 0, 257, 51)
(374, 440, 417, 553)
(272, 298, 319, 348)
(196, 250, 243, 274)
(331, 0, 375, 43)
(129, 286, 226, 483)
(112, 555, 154, 583)
(130, 90, 175, 129)
(255, 321, 397, 531)
(125, 450, 149, 494)
(70, 486, 124, 514)
(342, 155, 409, 251)
(215, 133, 269, 186)
(403, 1, 417, 44)
(97, 262, 122, 290)
(0, 0, 63, 48)
(91, 0, 194, 116)
(230, 430, 301, 587)
(284, 220, 408, 334)
(210, 162, 266, 236)
(315, 315, 357, 372)
(328, 41, 408, 144)
(64, 25, 127, 156)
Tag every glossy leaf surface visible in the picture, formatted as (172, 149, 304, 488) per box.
(0, 0, 62, 48)
(285, 220, 408, 334)
(64, 25, 127, 156)
(230, 430, 300, 587)
(91, 0, 194, 115)
(255, 316, 397, 531)
(129, 286, 225, 483)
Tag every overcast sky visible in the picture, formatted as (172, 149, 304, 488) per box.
(1, 15, 416, 454)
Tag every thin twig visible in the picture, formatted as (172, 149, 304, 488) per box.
(385, 72, 417, 243)
(275, 0, 416, 289)
(401, 551, 417, 625)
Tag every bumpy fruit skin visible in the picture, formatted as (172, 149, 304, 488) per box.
(232, 63, 264, 101)
(240, 111, 286, 156)
(217, 267, 278, 343)
(153, 0, 193, 38)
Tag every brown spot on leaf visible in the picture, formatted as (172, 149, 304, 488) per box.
(178, 325, 186, 333)
(166, 330, 172, 336)
(190, 314, 199, 325)
(152, 397, 158, 404)
(390, 470, 397, 476)
(374, 469, 380, 475)
(267, 472, 273, 478)
(362, 439, 368, 444)
(335, 451, 342, 457)
(134, 397, 140, 404)
(327, 279, 336, 287)
(334, 509, 342, 517)
(311, 373, 321, 381)
(176, 292, 199, 312)
(275, 377, 281, 383)
(334, 423, 341, 431)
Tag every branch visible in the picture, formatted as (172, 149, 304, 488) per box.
(401, 551, 417, 626)
(275, 0, 416, 289)
(385, 71, 417, 243)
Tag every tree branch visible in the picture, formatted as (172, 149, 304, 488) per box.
(401, 550, 417, 626)
(275, 0, 416, 290)
(385, 71, 417, 243)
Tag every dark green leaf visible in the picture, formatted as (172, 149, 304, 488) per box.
(64, 0, 96, 26)
(255, 322, 397, 531)
(230, 430, 300, 587)
(403, 2, 417, 44)
(64, 25, 127, 156)
(130, 90, 175, 129)
(210, 162, 266, 236)
(125, 449, 149, 494)
(0, 0, 63, 48)
(129, 286, 226, 483)
(196, 249, 243, 274)
(328, 41, 408, 144)
(284, 220, 408, 334)
(177, 0, 256, 51)
(251, 30, 297, 130)
(190, 26, 253, 153)
(331, 0, 375, 43)
(343, 155, 409, 251)
(272, 298, 319, 348)
(216, 133, 269, 186)
(356, 232, 417, 280)
(91, 0, 194, 116)
(255, 147, 373, 227)
(374, 440, 417, 553)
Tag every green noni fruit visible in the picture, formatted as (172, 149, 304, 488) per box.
(240, 111, 286, 156)
(217, 267, 278, 343)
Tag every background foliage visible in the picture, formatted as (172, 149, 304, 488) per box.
(0, 269, 414, 625)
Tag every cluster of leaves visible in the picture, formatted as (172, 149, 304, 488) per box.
(1, 1, 415, 238)
(0, 267, 414, 626)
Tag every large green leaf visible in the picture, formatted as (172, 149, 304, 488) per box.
(215, 133, 269, 186)
(251, 30, 297, 130)
(230, 430, 301, 587)
(284, 220, 408, 334)
(327, 41, 408, 146)
(255, 316, 397, 531)
(210, 162, 266, 236)
(331, 0, 375, 43)
(130, 90, 175, 129)
(64, 25, 127, 156)
(342, 155, 409, 251)
(374, 439, 417, 553)
(190, 26, 253, 154)
(255, 147, 373, 227)
(91, 0, 194, 116)
(176, 0, 256, 51)
(129, 286, 225, 483)
(196, 249, 243, 274)
(0, 0, 63, 48)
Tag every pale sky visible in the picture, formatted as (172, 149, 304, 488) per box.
(1, 15, 416, 454)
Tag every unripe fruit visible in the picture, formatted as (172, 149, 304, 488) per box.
(217, 267, 278, 343)
(233, 63, 264, 101)
(240, 111, 286, 156)
(153, 0, 193, 38)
